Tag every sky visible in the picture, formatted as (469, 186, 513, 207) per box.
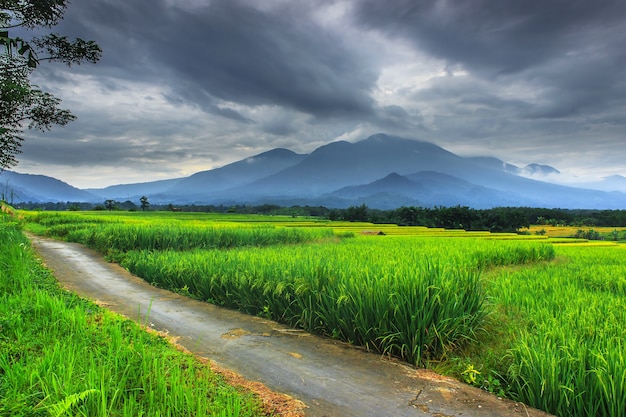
(12, 0, 626, 189)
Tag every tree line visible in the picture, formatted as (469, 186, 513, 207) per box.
(335, 205, 626, 230)
(12, 199, 626, 232)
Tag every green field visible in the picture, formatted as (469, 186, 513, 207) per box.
(0, 208, 270, 417)
(10, 209, 626, 417)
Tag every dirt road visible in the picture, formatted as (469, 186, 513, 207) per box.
(29, 235, 551, 417)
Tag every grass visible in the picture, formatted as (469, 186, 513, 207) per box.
(20, 211, 554, 366)
(444, 246, 626, 417)
(18, 209, 626, 417)
(119, 240, 490, 364)
(0, 211, 270, 417)
(499, 246, 626, 416)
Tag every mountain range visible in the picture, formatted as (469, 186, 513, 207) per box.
(3, 133, 626, 209)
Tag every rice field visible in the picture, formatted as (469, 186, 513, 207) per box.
(20, 210, 626, 417)
(489, 245, 626, 417)
(0, 210, 267, 417)
(524, 224, 626, 240)
(119, 236, 553, 364)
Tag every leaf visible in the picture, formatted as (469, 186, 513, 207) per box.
(47, 389, 99, 417)
(18, 41, 31, 56)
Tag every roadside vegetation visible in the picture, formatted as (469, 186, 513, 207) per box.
(0, 207, 270, 417)
(11, 208, 626, 417)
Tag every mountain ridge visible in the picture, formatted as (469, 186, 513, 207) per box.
(0, 171, 98, 203)
(3, 133, 625, 209)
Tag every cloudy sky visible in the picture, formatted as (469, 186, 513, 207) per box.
(13, 0, 626, 188)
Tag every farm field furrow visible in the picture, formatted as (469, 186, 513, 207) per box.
(19, 210, 626, 417)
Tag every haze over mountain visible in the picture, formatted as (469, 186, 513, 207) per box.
(0, 171, 97, 203)
(4, 134, 626, 209)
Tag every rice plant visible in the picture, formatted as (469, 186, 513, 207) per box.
(118, 236, 553, 365)
(490, 245, 626, 417)
(0, 213, 266, 417)
(32, 210, 626, 417)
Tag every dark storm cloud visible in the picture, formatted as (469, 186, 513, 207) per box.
(354, 0, 626, 122)
(56, 0, 378, 119)
(353, 0, 626, 75)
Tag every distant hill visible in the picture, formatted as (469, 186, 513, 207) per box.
(218, 134, 626, 209)
(328, 171, 516, 209)
(598, 175, 626, 192)
(577, 175, 626, 193)
(8, 133, 626, 209)
(169, 148, 307, 200)
(227, 135, 481, 198)
(86, 178, 183, 201)
(0, 171, 98, 203)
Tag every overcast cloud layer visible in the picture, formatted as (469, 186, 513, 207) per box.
(14, 0, 626, 188)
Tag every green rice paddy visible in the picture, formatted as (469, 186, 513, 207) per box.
(10, 208, 626, 417)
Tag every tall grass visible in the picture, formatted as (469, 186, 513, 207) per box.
(489, 246, 626, 417)
(0, 215, 266, 417)
(118, 237, 553, 365)
(33, 219, 336, 254)
(33, 210, 616, 415)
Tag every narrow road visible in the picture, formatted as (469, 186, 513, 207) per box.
(29, 235, 551, 417)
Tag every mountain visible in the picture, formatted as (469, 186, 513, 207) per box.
(599, 175, 626, 192)
(8, 133, 626, 209)
(83, 148, 307, 203)
(521, 163, 560, 177)
(86, 178, 183, 201)
(223, 134, 626, 209)
(170, 148, 306, 201)
(577, 175, 626, 193)
(330, 171, 521, 209)
(0, 171, 97, 203)
(230, 134, 482, 198)
(465, 157, 520, 174)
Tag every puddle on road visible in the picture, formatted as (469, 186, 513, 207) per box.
(221, 327, 313, 340)
(221, 328, 252, 339)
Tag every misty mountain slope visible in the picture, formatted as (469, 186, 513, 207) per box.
(330, 171, 522, 209)
(10, 132, 626, 209)
(234, 134, 483, 197)
(476, 171, 626, 208)
(465, 156, 521, 174)
(577, 175, 626, 193)
(0, 171, 97, 203)
(423, 151, 626, 208)
(169, 148, 307, 200)
(267, 134, 626, 208)
(87, 178, 183, 200)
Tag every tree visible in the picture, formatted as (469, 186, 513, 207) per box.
(0, 1, 101, 170)
(139, 195, 149, 211)
(344, 203, 369, 222)
(104, 199, 115, 211)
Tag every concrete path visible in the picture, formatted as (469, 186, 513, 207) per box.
(29, 235, 551, 417)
